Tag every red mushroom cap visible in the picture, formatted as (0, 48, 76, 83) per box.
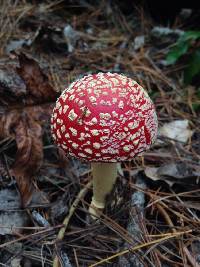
(51, 73, 158, 162)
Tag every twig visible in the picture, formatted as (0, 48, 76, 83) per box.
(89, 229, 192, 267)
(53, 181, 92, 267)
(156, 202, 189, 265)
(156, 203, 176, 233)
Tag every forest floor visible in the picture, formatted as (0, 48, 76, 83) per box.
(0, 1, 200, 267)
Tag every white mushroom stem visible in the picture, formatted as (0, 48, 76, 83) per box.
(89, 162, 118, 218)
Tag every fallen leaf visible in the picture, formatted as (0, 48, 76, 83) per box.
(0, 68, 26, 105)
(145, 162, 200, 186)
(63, 24, 80, 53)
(133, 35, 145, 50)
(11, 112, 43, 206)
(0, 189, 28, 235)
(0, 53, 58, 207)
(159, 120, 193, 143)
(157, 162, 200, 179)
(10, 258, 22, 267)
(16, 53, 57, 103)
(6, 39, 27, 54)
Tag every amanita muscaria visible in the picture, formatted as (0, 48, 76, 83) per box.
(51, 72, 158, 218)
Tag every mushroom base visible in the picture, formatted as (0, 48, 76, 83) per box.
(89, 162, 118, 218)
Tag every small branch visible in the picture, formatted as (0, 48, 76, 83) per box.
(156, 203, 176, 233)
(89, 230, 192, 267)
(53, 181, 92, 267)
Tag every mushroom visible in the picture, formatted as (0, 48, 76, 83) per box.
(51, 72, 158, 218)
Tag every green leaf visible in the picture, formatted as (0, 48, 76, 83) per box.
(166, 41, 189, 65)
(180, 31, 200, 42)
(192, 103, 200, 111)
(166, 31, 200, 65)
(197, 88, 200, 98)
(184, 50, 200, 84)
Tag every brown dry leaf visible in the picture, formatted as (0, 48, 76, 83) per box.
(11, 112, 43, 206)
(0, 110, 44, 206)
(0, 53, 58, 206)
(0, 111, 20, 138)
(16, 53, 57, 103)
